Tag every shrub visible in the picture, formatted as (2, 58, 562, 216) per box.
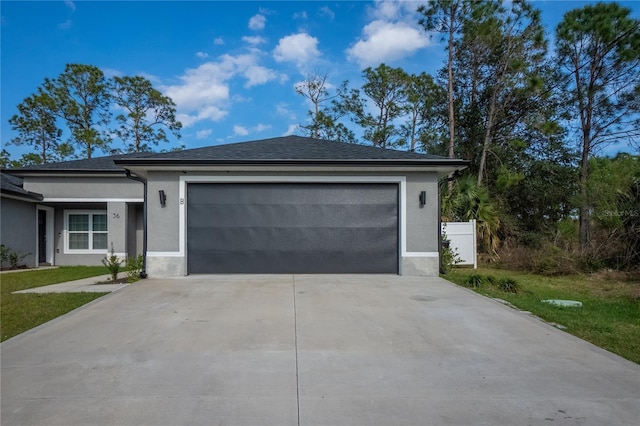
(125, 254, 144, 283)
(497, 278, 520, 293)
(441, 233, 461, 274)
(101, 243, 123, 281)
(0, 244, 29, 269)
(465, 273, 484, 288)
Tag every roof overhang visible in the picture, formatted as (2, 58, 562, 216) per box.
(115, 158, 470, 179)
(5, 170, 128, 178)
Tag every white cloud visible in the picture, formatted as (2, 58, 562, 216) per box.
(162, 52, 277, 127)
(293, 11, 308, 20)
(102, 68, 123, 78)
(276, 103, 296, 120)
(213, 37, 225, 45)
(196, 129, 213, 139)
(244, 65, 277, 88)
(248, 14, 266, 30)
(242, 35, 266, 45)
(318, 6, 335, 20)
(283, 124, 298, 136)
(254, 124, 271, 133)
(195, 51, 209, 59)
(64, 0, 76, 12)
(233, 125, 250, 136)
(346, 20, 430, 67)
(273, 33, 321, 67)
(58, 19, 72, 30)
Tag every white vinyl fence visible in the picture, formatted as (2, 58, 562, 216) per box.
(441, 220, 477, 269)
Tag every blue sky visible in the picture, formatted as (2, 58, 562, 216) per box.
(2, 0, 638, 160)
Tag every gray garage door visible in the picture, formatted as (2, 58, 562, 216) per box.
(187, 183, 398, 274)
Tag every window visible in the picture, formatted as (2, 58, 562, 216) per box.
(65, 211, 108, 253)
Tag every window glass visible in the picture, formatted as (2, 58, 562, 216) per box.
(92, 233, 108, 250)
(69, 233, 89, 250)
(93, 214, 107, 232)
(69, 214, 89, 232)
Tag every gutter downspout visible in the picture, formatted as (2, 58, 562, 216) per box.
(124, 169, 148, 278)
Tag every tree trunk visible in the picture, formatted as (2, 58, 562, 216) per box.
(477, 90, 498, 187)
(446, 4, 457, 191)
(579, 145, 590, 251)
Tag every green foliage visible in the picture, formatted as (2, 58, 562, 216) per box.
(442, 175, 500, 256)
(0, 244, 29, 269)
(497, 277, 520, 293)
(42, 64, 112, 159)
(8, 63, 182, 160)
(464, 273, 484, 288)
(101, 243, 123, 281)
(125, 254, 144, 283)
(112, 75, 182, 153)
(8, 93, 65, 163)
(440, 234, 461, 274)
(556, 2, 640, 248)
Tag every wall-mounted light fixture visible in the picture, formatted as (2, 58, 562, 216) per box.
(419, 191, 426, 208)
(159, 190, 167, 207)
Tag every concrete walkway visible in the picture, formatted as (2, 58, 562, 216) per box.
(1, 275, 639, 426)
(12, 273, 129, 294)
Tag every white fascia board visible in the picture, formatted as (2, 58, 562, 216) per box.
(42, 198, 144, 203)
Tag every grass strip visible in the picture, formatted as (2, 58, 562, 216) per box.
(445, 267, 640, 364)
(1, 266, 109, 341)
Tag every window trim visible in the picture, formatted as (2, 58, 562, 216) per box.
(63, 210, 108, 254)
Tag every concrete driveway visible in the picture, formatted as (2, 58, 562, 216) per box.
(1, 275, 639, 426)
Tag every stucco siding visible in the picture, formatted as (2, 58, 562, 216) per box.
(24, 177, 142, 200)
(405, 173, 439, 253)
(147, 172, 181, 252)
(143, 170, 441, 277)
(0, 197, 37, 268)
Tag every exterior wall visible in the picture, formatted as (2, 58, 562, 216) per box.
(20, 175, 144, 267)
(145, 170, 441, 277)
(50, 202, 135, 266)
(52, 203, 108, 266)
(23, 176, 142, 200)
(126, 203, 144, 258)
(147, 172, 181, 252)
(0, 197, 37, 268)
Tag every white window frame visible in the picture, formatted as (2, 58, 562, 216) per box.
(63, 210, 108, 254)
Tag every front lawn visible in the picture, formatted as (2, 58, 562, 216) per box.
(1, 266, 109, 342)
(445, 267, 640, 364)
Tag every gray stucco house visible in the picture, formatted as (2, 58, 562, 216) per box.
(1, 136, 468, 276)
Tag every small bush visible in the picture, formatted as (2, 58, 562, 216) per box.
(101, 243, 123, 281)
(441, 234, 461, 274)
(497, 278, 520, 293)
(465, 273, 484, 288)
(125, 255, 144, 283)
(0, 244, 29, 270)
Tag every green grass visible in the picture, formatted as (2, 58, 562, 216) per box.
(1, 266, 109, 342)
(445, 267, 640, 364)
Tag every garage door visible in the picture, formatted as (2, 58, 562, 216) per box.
(187, 183, 398, 273)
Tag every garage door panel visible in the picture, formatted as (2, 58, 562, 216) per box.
(187, 183, 398, 274)
(188, 249, 397, 274)
(188, 226, 398, 252)
(188, 203, 398, 228)
(189, 183, 396, 206)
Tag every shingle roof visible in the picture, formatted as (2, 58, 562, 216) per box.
(7, 150, 158, 172)
(132, 136, 446, 160)
(1, 172, 43, 201)
(6, 136, 469, 172)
